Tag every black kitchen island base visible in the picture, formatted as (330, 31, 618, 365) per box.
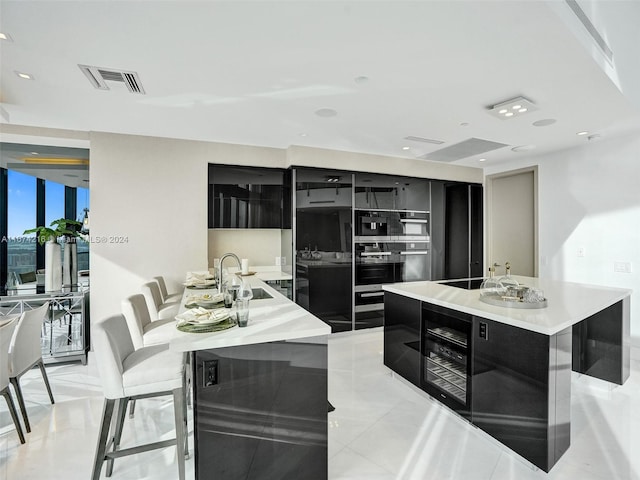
(192, 337, 327, 480)
(384, 285, 630, 473)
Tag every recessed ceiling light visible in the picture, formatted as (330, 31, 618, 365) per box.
(30, 151, 38, 155)
(478, 158, 487, 162)
(299, 133, 307, 137)
(532, 118, 556, 127)
(402, 146, 410, 151)
(15, 71, 34, 80)
(460, 122, 469, 127)
(315, 108, 337, 118)
(354, 76, 369, 85)
(488, 96, 537, 120)
(576, 131, 589, 136)
(0, 32, 13, 41)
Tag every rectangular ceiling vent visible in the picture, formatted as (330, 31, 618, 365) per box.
(403, 135, 445, 145)
(420, 138, 509, 162)
(78, 64, 145, 94)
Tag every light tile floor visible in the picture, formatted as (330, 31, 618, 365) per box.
(1, 328, 640, 479)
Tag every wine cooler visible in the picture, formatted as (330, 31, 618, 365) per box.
(421, 302, 472, 418)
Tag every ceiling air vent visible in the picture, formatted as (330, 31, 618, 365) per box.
(420, 138, 509, 162)
(78, 64, 145, 94)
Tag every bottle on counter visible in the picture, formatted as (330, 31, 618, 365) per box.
(498, 262, 519, 289)
(480, 265, 506, 298)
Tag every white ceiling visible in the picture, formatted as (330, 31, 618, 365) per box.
(1, 0, 639, 168)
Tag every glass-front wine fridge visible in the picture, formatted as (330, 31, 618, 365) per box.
(421, 302, 472, 418)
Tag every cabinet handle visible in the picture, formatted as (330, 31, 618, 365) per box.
(360, 292, 385, 298)
(361, 252, 392, 256)
(400, 251, 429, 255)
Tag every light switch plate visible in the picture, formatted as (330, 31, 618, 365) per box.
(614, 262, 632, 273)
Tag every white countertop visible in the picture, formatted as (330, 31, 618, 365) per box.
(225, 266, 292, 282)
(170, 276, 329, 353)
(383, 276, 631, 335)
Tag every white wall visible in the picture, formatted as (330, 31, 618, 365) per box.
(90, 132, 285, 322)
(486, 133, 640, 340)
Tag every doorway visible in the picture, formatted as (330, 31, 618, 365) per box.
(486, 167, 537, 277)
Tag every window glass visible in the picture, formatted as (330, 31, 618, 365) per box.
(45, 180, 65, 226)
(7, 170, 37, 277)
(76, 187, 90, 271)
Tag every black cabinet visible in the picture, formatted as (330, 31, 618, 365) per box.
(193, 340, 327, 479)
(383, 292, 421, 385)
(430, 181, 483, 280)
(472, 318, 571, 472)
(294, 168, 352, 332)
(208, 165, 291, 229)
(354, 173, 429, 211)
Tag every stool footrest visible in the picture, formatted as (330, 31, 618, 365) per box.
(105, 438, 176, 459)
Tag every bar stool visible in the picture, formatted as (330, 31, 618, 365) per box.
(8, 303, 55, 433)
(121, 294, 176, 349)
(0, 317, 26, 444)
(153, 276, 183, 303)
(141, 281, 180, 320)
(91, 314, 187, 480)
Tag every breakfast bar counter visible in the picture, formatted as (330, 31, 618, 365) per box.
(170, 275, 330, 480)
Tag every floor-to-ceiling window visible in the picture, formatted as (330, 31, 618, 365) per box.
(7, 170, 37, 277)
(1, 168, 90, 288)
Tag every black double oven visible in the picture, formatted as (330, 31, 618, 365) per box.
(354, 209, 431, 329)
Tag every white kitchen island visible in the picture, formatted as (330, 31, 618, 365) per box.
(170, 276, 330, 480)
(383, 276, 631, 472)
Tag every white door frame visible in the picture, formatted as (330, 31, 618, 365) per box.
(485, 166, 539, 277)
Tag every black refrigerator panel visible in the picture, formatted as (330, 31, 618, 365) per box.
(430, 180, 446, 280)
(469, 184, 484, 278)
(441, 182, 483, 280)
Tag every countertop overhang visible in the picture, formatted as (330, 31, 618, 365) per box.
(170, 276, 330, 353)
(383, 276, 631, 335)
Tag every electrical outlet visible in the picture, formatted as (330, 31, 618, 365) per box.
(275, 256, 281, 266)
(577, 247, 586, 257)
(280, 257, 286, 266)
(203, 359, 218, 387)
(614, 262, 632, 273)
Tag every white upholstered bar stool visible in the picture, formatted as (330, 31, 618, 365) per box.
(0, 317, 26, 445)
(141, 281, 180, 321)
(153, 276, 183, 303)
(121, 294, 176, 349)
(91, 314, 187, 480)
(8, 303, 55, 433)
(121, 293, 181, 419)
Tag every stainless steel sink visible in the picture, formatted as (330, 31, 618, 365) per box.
(251, 288, 273, 300)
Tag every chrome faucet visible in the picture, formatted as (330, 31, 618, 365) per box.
(218, 253, 242, 293)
